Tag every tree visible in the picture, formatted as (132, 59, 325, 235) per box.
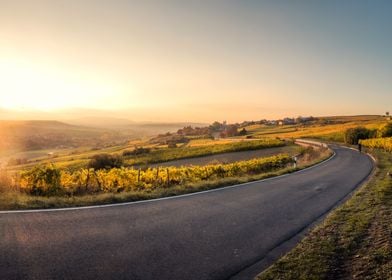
(210, 121, 223, 132)
(239, 128, 247, 136)
(226, 124, 239, 137)
(88, 154, 123, 170)
(122, 147, 151, 156)
(344, 127, 372, 145)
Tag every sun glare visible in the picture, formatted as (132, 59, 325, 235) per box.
(0, 58, 123, 111)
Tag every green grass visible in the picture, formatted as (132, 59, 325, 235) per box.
(257, 148, 392, 280)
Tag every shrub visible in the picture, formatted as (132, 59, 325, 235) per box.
(123, 147, 151, 156)
(344, 127, 372, 145)
(88, 154, 124, 170)
(167, 142, 177, 148)
(239, 128, 247, 136)
(19, 165, 62, 195)
(377, 122, 392, 138)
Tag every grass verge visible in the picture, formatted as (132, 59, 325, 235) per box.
(0, 147, 332, 211)
(257, 148, 392, 280)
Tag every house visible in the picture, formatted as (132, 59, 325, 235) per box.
(283, 118, 296, 125)
(266, 120, 277, 126)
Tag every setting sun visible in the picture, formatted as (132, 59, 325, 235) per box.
(0, 57, 126, 111)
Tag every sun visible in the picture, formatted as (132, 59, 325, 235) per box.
(0, 58, 125, 111)
(0, 59, 66, 110)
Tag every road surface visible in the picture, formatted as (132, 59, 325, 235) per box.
(0, 146, 374, 280)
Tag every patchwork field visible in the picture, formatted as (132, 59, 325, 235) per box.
(245, 115, 386, 142)
(146, 145, 300, 168)
(0, 115, 388, 211)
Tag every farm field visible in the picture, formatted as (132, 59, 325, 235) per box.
(4, 115, 386, 171)
(245, 115, 386, 142)
(146, 145, 300, 168)
(0, 120, 202, 170)
(124, 138, 285, 166)
(4, 138, 284, 171)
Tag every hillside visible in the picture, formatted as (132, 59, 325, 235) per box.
(68, 118, 208, 136)
(244, 115, 386, 142)
(0, 120, 125, 151)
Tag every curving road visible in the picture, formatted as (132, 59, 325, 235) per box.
(0, 146, 374, 280)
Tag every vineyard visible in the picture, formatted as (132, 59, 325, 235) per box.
(360, 137, 392, 152)
(125, 138, 285, 166)
(16, 154, 293, 196)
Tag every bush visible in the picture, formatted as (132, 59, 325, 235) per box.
(20, 165, 62, 195)
(377, 122, 392, 138)
(344, 127, 373, 145)
(239, 128, 247, 136)
(167, 142, 177, 148)
(88, 154, 124, 170)
(123, 147, 151, 156)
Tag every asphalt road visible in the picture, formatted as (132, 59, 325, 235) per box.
(0, 146, 374, 280)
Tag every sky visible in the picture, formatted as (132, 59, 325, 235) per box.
(0, 0, 391, 122)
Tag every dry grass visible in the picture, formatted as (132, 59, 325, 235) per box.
(246, 116, 386, 142)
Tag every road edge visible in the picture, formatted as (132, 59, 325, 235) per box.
(229, 145, 376, 280)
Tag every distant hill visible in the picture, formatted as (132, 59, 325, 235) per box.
(0, 108, 207, 134)
(0, 119, 208, 152)
(317, 115, 382, 123)
(67, 117, 136, 129)
(67, 118, 207, 135)
(0, 120, 126, 151)
(127, 122, 208, 135)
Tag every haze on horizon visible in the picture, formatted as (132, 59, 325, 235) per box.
(0, 0, 391, 123)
